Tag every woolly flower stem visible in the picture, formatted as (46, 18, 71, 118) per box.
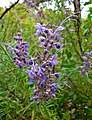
(60, 13, 79, 26)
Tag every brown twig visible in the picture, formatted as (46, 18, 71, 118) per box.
(0, 0, 19, 20)
(73, 0, 83, 54)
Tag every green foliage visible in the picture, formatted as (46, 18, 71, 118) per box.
(0, 1, 92, 120)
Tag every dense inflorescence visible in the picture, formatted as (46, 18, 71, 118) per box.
(80, 51, 92, 76)
(26, 23, 64, 103)
(8, 33, 29, 68)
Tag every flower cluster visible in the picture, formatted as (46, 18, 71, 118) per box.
(8, 22, 64, 103)
(24, 0, 36, 9)
(26, 23, 64, 103)
(26, 57, 59, 102)
(80, 51, 92, 75)
(35, 23, 64, 50)
(8, 33, 29, 68)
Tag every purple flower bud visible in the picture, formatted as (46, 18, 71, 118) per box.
(12, 56, 17, 62)
(42, 63, 46, 68)
(80, 66, 85, 69)
(14, 33, 22, 41)
(21, 42, 29, 46)
(15, 44, 20, 49)
(26, 70, 36, 78)
(51, 83, 58, 87)
(54, 26, 64, 40)
(7, 45, 13, 54)
(28, 78, 33, 83)
(24, 52, 28, 56)
(22, 57, 26, 61)
(52, 54, 57, 60)
(30, 97, 38, 102)
(88, 51, 92, 57)
(35, 23, 46, 35)
(43, 50, 48, 55)
(28, 59, 33, 65)
(44, 29, 49, 34)
(50, 54, 58, 66)
(48, 62, 53, 67)
(16, 62, 23, 68)
(51, 87, 56, 94)
(41, 74, 46, 81)
(54, 73, 60, 78)
(28, 2, 36, 8)
(54, 42, 62, 49)
(81, 70, 88, 76)
(40, 81, 45, 87)
(90, 64, 92, 68)
(24, 0, 28, 3)
(82, 56, 88, 61)
(50, 40, 54, 45)
(38, 36, 45, 42)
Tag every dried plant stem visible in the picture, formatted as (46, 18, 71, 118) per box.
(73, 0, 83, 54)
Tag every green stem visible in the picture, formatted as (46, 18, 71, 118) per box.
(0, 42, 12, 61)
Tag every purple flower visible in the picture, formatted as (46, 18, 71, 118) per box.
(16, 44, 21, 49)
(39, 42, 45, 47)
(89, 51, 92, 57)
(42, 63, 46, 68)
(28, 77, 33, 83)
(28, 59, 33, 65)
(50, 54, 58, 66)
(56, 26, 65, 31)
(41, 74, 46, 81)
(48, 62, 53, 67)
(51, 87, 56, 95)
(81, 70, 88, 76)
(30, 97, 38, 102)
(54, 26, 64, 40)
(35, 23, 47, 35)
(24, 0, 36, 8)
(26, 70, 36, 78)
(7, 45, 13, 54)
(16, 60, 24, 68)
(37, 67, 43, 75)
(12, 56, 17, 62)
(31, 63, 38, 72)
(51, 83, 58, 87)
(90, 64, 92, 68)
(9, 33, 29, 68)
(53, 73, 60, 78)
(14, 33, 22, 41)
(40, 81, 45, 87)
(24, 0, 28, 3)
(43, 50, 48, 55)
(28, 2, 36, 8)
(54, 42, 62, 49)
(21, 42, 29, 47)
(82, 56, 88, 61)
(26, 70, 36, 83)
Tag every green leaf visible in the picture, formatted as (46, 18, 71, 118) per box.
(84, 2, 92, 6)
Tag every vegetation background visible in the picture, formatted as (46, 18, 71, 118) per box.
(0, 0, 92, 119)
